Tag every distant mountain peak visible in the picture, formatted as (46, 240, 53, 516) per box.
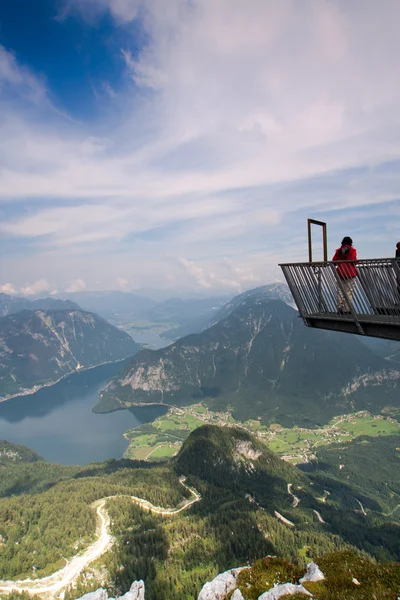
(0, 293, 81, 317)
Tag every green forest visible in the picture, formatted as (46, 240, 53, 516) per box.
(0, 428, 399, 600)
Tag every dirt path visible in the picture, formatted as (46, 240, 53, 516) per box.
(145, 446, 161, 460)
(274, 510, 295, 527)
(287, 483, 300, 508)
(313, 509, 326, 524)
(382, 503, 400, 517)
(317, 490, 330, 504)
(0, 479, 200, 599)
(355, 498, 367, 516)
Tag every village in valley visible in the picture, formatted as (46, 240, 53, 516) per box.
(124, 404, 400, 464)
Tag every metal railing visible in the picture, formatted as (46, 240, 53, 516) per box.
(280, 258, 400, 331)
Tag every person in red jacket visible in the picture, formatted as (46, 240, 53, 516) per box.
(332, 237, 357, 314)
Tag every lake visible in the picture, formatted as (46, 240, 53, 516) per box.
(0, 362, 166, 466)
(126, 328, 172, 349)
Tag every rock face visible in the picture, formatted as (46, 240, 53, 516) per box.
(101, 293, 399, 426)
(197, 561, 324, 600)
(78, 590, 108, 600)
(197, 568, 247, 600)
(0, 309, 140, 399)
(300, 561, 325, 583)
(119, 580, 145, 599)
(231, 590, 245, 600)
(77, 581, 145, 600)
(258, 583, 312, 599)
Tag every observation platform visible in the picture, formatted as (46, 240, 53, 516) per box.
(280, 258, 400, 341)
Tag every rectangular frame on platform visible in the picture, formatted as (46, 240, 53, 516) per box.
(307, 219, 327, 263)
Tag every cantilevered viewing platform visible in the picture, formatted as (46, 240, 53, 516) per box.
(280, 258, 400, 341)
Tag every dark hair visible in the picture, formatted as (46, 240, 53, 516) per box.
(341, 237, 353, 246)
(397, 242, 400, 249)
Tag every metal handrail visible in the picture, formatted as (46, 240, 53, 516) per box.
(279, 258, 400, 329)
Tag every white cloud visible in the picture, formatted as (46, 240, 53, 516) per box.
(179, 258, 212, 289)
(2, 2, 400, 291)
(179, 257, 261, 292)
(19, 279, 52, 296)
(0, 283, 18, 295)
(66, 278, 87, 292)
(116, 277, 130, 290)
(0, 46, 45, 97)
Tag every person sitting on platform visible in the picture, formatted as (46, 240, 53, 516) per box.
(332, 237, 357, 314)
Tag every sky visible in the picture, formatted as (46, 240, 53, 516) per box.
(0, 0, 400, 297)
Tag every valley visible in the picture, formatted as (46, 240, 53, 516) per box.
(124, 404, 400, 463)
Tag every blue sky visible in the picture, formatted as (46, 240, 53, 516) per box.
(0, 0, 400, 296)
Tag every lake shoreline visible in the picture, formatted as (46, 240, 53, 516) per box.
(0, 356, 130, 405)
(0, 362, 167, 465)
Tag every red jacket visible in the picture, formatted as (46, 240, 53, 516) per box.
(332, 245, 357, 279)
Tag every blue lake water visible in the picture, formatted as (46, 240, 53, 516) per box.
(0, 361, 166, 466)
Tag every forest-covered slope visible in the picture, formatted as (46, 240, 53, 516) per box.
(301, 434, 400, 518)
(0, 440, 43, 465)
(0, 310, 140, 399)
(100, 295, 399, 426)
(0, 426, 399, 599)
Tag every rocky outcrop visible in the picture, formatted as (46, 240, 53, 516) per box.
(78, 580, 145, 600)
(258, 583, 312, 599)
(77, 562, 327, 600)
(197, 568, 247, 600)
(198, 561, 324, 599)
(231, 590, 245, 600)
(120, 581, 145, 599)
(299, 561, 325, 583)
(119, 581, 145, 600)
(79, 590, 108, 600)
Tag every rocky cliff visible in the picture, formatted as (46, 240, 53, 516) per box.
(0, 309, 140, 399)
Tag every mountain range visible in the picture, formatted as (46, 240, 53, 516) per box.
(100, 289, 400, 426)
(0, 309, 140, 400)
(161, 283, 292, 340)
(0, 293, 80, 317)
(59, 290, 155, 324)
(60, 290, 230, 337)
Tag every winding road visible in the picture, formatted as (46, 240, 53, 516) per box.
(0, 479, 200, 599)
(287, 483, 300, 508)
